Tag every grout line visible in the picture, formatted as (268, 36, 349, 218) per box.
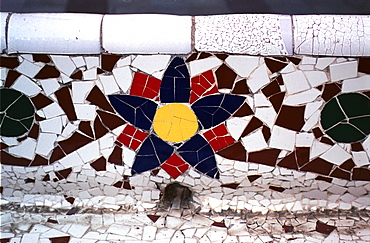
(191, 16, 195, 53)
(4, 12, 12, 54)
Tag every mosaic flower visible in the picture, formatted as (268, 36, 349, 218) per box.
(109, 57, 245, 179)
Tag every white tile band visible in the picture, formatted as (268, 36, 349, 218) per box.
(1, 13, 369, 56)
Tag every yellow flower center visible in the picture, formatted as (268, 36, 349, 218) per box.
(153, 103, 198, 143)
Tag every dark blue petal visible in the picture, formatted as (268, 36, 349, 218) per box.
(160, 57, 190, 103)
(108, 95, 157, 130)
(132, 134, 174, 174)
(191, 94, 245, 129)
(178, 134, 219, 179)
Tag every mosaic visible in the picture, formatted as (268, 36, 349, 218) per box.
(1, 53, 370, 242)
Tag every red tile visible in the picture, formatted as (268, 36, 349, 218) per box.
(117, 124, 148, 151)
(190, 70, 218, 103)
(161, 154, 189, 179)
(130, 72, 161, 99)
(203, 124, 235, 152)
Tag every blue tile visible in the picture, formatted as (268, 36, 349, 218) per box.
(108, 95, 157, 130)
(191, 94, 245, 129)
(178, 134, 219, 178)
(160, 57, 190, 103)
(132, 134, 174, 174)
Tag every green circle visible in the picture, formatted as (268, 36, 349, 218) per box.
(320, 93, 370, 143)
(0, 88, 35, 137)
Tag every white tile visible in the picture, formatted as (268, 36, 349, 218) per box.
(0, 67, 8, 82)
(8, 138, 37, 160)
(195, 14, 291, 55)
(72, 81, 94, 104)
(39, 117, 63, 134)
(299, 65, 314, 71)
(40, 78, 60, 96)
(310, 16, 370, 55)
(8, 13, 102, 54)
(143, 225, 157, 241)
(189, 57, 222, 77)
(131, 55, 171, 74)
(363, 136, 370, 159)
(85, 56, 100, 69)
(35, 133, 57, 157)
(269, 126, 296, 151)
(77, 141, 100, 163)
(11, 75, 42, 96)
(116, 56, 132, 67)
(59, 151, 84, 168)
(241, 129, 268, 152)
(315, 58, 336, 70)
(280, 62, 296, 73)
(254, 93, 271, 107)
(226, 117, 251, 141)
(112, 66, 133, 93)
(42, 103, 65, 119)
(320, 144, 351, 165)
(282, 70, 310, 95)
(283, 88, 321, 105)
(247, 64, 270, 93)
(342, 75, 370, 92)
(71, 56, 86, 68)
(68, 223, 89, 238)
(75, 104, 96, 120)
(0, 12, 8, 51)
(102, 14, 191, 54)
(296, 133, 315, 147)
(301, 56, 316, 65)
(310, 141, 332, 159)
(302, 110, 320, 131)
(50, 55, 76, 76)
(352, 152, 370, 166)
(15, 59, 44, 78)
(83, 68, 97, 80)
(99, 75, 120, 95)
(329, 61, 358, 81)
(255, 107, 276, 128)
(303, 71, 328, 87)
(304, 101, 323, 120)
(224, 56, 260, 78)
(20, 233, 40, 243)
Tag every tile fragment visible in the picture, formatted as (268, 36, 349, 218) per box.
(34, 65, 60, 79)
(101, 54, 122, 72)
(90, 157, 107, 171)
(97, 110, 125, 131)
(0, 56, 20, 68)
(248, 149, 280, 166)
(55, 86, 77, 121)
(300, 158, 333, 176)
(275, 105, 305, 132)
(4, 70, 21, 87)
(86, 86, 114, 112)
(190, 70, 218, 103)
(130, 72, 161, 99)
(161, 154, 189, 179)
(215, 64, 236, 89)
(108, 146, 123, 165)
(329, 61, 358, 81)
(316, 221, 336, 234)
(217, 141, 247, 162)
(231, 79, 250, 95)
